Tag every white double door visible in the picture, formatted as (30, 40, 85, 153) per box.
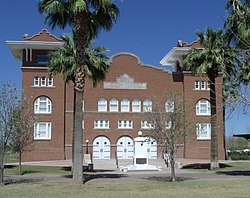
(116, 136, 134, 159)
(147, 137, 157, 159)
(93, 136, 110, 159)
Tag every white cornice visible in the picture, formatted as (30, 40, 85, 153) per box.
(6, 40, 63, 60)
(160, 47, 191, 66)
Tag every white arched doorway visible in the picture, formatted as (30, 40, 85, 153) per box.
(147, 137, 157, 159)
(116, 136, 134, 159)
(93, 136, 110, 159)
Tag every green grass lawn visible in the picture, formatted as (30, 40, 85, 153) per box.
(1, 178, 250, 198)
(1, 161, 250, 198)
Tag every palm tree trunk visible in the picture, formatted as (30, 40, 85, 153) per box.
(72, 89, 83, 182)
(72, 10, 88, 183)
(209, 74, 219, 170)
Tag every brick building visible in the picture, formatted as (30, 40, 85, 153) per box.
(7, 29, 225, 162)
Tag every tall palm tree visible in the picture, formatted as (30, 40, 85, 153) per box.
(38, 0, 119, 182)
(49, 34, 110, 180)
(184, 27, 238, 170)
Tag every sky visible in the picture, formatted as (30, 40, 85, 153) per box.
(0, 0, 249, 136)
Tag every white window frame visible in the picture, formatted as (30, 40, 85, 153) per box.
(48, 76, 53, 87)
(143, 99, 152, 112)
(165, 121, 172, 129)
(109, 98, 118, 112)
(201, 80, 206, 90)
(121, 98, 130, 112)
(34, 76, 39, 86)
(196, 123, 211, 140)
(94, 120, 109, 129)
(118, 120, 133, 129)
(165, 100, 174, 113)
(132, 98, 141, 112)
(98, 98, 107, 112)
(82, 121, 84, 129)
(207, 81, 211, 90)
(34, 96, 52, 114)
(194, 80, 200, 90)
(141, 121, 154, 129)
(34, 122, 51, 140)
(41, 76, 46, 87)
(196, 99, 211, 116)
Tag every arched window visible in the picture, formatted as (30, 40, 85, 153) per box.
(110, 98, 118, 112)
(34, 76, 39, 86)
(121, 98, 130, 112)
(143, 99, 152, 112)
(196, 99, 211, 115)
(34, 96, 52, 114)
(98, 98, 107, 112)
(132, 98, 141, 112)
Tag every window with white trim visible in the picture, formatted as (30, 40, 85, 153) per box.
(201, 80, 206, 90)
(94, 120, 109, 129)
(143, 99, 152, 112)
(207, 81, 211, 90)
(41, 76, 46, 87)
(98, 98, 107, 112)
(132, 98, 141, 112)
(165, 100, 174, 113)
(196, 123, 211, 140)
(141, 121, 154, 129)
(34, 122, 51, 140)
(118, 120, 133, 129)
(121, 98, 130, 112)
(166, 121, 172, 129)
(34, 97, 52, 114)
(196, 99, 211, 116)
(110, 98, 118, 112)
(34, 76, 39, 86)
(48, 76, 53, 87)
(194, 80, 200, 90)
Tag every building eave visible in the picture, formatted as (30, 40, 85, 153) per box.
(160, 47, 191, 66)
(6, 40, 63, 60)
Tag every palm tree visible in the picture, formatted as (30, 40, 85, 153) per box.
(184, 27, 238, 170)
(38, 0, 119, 182)
(49, 34, 110, 181)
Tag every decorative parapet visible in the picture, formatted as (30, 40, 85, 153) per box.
(104, 73, 147, 90)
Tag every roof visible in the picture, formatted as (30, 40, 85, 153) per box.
(160, 39, 203, 66)
(6, 29, 63, 60)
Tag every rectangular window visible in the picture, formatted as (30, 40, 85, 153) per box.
(118, 120, 133, 129)
(94, 120, 109, 129)
(34, 122, 51, 140)
(201, 81, 206, 90)
(141, 121, 154, 129)
(196, 123, 211, 140)
(165, 121, 172, 129)
(34, 77, 39, 86)
(207, 81, 210, 90)
(48, 77, 53, 86)
(41, 77, 46, 87)
(165, 101, 174, 113)
(35, 54, 50, 65)
(194, 80, 200, 90)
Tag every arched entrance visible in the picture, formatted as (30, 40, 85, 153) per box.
(116, 136, 134, 159)
(93, 136, 110, 159)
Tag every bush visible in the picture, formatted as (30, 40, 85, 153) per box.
(228, 152, 250, 160)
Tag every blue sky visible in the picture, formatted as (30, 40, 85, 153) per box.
(0, 0, 249, 136)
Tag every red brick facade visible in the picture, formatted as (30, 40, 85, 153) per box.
(7, 30, 225, 161)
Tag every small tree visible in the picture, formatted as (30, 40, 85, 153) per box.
(143, 92, 194, 182)
(10, 100, 35, 175)
(0, 82, 20, 184)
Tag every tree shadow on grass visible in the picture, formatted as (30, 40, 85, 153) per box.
(4, 165, 17, 169)
(146, 176, 194, 182)
(83, 172, 127, 183)
(182, 163, 232, 170)
(216, 170, 250, 176)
